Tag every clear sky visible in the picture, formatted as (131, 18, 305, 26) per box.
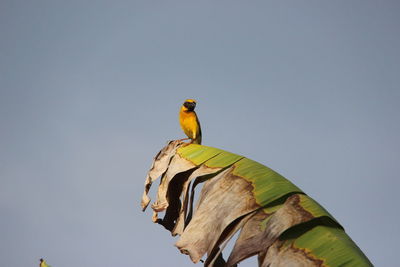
(1, 1, 399, 266)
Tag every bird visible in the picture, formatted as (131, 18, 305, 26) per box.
(39, 258, 51, 267)
(179, 99, 202, 144)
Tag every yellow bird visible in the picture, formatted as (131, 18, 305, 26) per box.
(179, 99, 202, 144)
(39, 258, 51, 267)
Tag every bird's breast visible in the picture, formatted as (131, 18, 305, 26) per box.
(179, 111, 198, 138)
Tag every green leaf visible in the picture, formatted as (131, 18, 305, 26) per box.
(142, 141, 372, 266)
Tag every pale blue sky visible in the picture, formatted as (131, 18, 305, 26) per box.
(1, 1, 399, 266)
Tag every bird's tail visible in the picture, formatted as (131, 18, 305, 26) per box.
(193, 135, 202, 145)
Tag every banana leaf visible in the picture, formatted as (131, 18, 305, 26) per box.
(141, 141, 372, 267)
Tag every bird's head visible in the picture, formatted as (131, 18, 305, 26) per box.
(182, 99, 197, 111)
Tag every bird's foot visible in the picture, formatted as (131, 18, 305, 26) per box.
(176, 138, 196, 146)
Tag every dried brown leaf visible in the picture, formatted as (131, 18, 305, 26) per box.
(259, 240, 324, 267)
(141, 140, 182, 211)
(172, 165, 223, 236)
(175, 167, 260, 263)
(227, 194, 319, 266)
